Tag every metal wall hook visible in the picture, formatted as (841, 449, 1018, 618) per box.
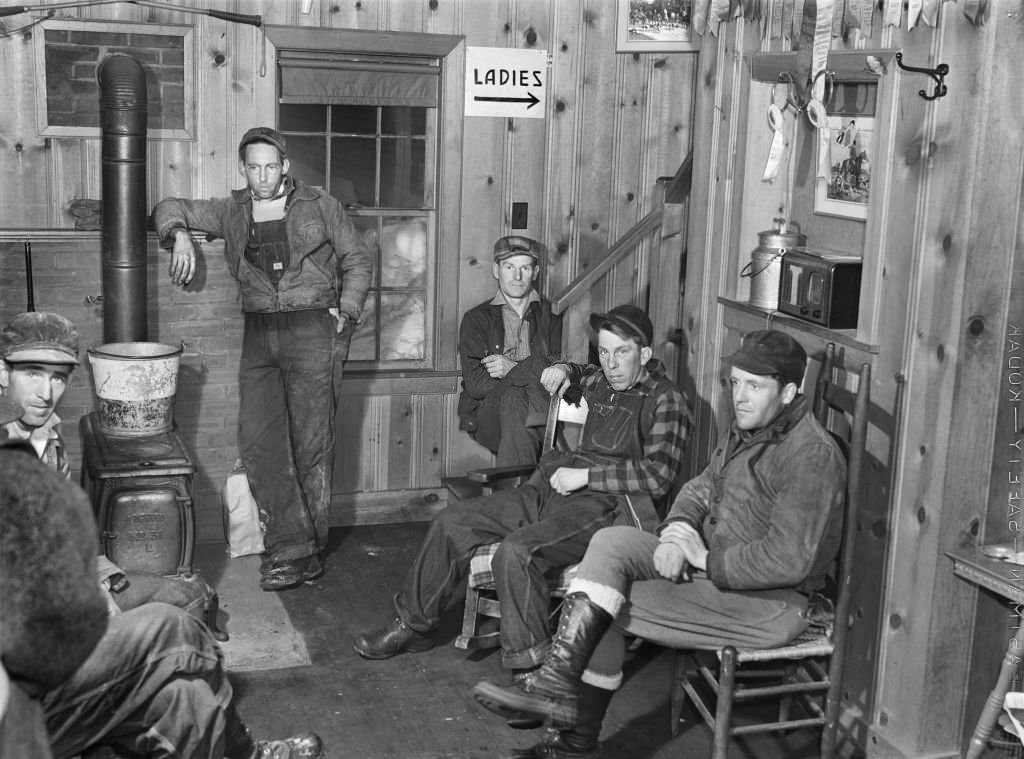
(894, 52, 949, 100)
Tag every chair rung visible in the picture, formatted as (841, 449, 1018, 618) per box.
(732, 680, 830, 700)
(453, 630, 501, 650)
(730, 715, 826, 735)
(680, 680, 717, 727)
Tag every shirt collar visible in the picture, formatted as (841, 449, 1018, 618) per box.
(490, 289, 541, 308)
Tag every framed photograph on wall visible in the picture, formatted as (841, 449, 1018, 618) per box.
(616, 0, 698, 53)
(814, 82, 877, 221)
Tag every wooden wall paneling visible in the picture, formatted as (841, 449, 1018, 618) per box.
(562, 2, 620, 360)
(456, 0, 508, 333)
(435, 38, 467, 371)
(869, 13, 1012, 757)
(574, 3, 617, 277)
(542, 1, 584, 361)
(383, 0, 428, 32)
(0, 32, 49, 229)
(412, 393, 447, 489)
(681, 19, 760, 475)
(647, 54, 696, 383)
(317, 0, 380, 30)
(422, 0, 460, 35)
(734, 80, 786, 304)
(505, 0, 549, 245)
(387, 394, 414, 489)
(607, 53, 648, 311)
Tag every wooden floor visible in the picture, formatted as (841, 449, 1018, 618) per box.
(196, 522, 824, 759)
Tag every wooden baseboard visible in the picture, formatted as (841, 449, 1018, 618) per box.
(328, 488, 449, 526)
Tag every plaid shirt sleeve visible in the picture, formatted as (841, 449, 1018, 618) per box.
(586, 376, 689, 499)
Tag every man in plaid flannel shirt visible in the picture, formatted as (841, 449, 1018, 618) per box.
(354, 304, 690, 673)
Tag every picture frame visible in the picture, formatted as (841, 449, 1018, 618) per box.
(814, 83, 877, 221)
(34, 18, 195, 139)
(616, 0, 698, 53)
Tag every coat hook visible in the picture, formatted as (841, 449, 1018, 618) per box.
(894, 52, 949, 101)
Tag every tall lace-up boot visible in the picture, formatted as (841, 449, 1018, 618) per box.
(504, 683, 614, 759)
(472, 592, 612, 729)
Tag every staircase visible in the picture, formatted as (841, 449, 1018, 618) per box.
(550, 151, 693, 383)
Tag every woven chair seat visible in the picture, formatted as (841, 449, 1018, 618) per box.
(729, 630, 834, 663)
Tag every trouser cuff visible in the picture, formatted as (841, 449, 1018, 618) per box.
(582, 669, 622, 690)
(567, 579, 625, 618)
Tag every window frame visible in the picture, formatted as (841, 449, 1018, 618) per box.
(265, 26, 465, 375)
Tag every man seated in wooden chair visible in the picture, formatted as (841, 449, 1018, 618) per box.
(354, 305, 690, 674)
(472, 330, 847, 759)
(456, 235, 563, 468)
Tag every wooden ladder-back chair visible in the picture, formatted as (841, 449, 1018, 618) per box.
(451, 391, 658, 650)
(670, 342, 870, 759)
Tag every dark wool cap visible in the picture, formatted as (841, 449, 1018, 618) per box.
(238, 126, 288, 159)
(0, 312, 80, 366)
(493, 235, 542, 263)
(589, 304, 654, 348)
(723, 329, 807, 386)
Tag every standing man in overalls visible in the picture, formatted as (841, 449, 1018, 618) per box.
(153, 127, 374, 591)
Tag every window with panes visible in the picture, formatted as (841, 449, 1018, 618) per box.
(278, 53, 439, 368)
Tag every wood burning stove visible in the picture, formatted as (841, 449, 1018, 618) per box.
(80, 412, 196, 575)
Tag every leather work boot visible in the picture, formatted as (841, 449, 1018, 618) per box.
(253, 731, 325, 759)
(259, 555, 323, 592)
(472, 592, 612, 729)
(503, 684, 614, 758)
(353, 616, 434, 659)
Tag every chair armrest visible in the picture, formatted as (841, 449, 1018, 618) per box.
(468, 464, 535, 485)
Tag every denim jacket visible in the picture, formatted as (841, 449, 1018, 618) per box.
(153, 179, 373, 319)
(661, 396, 846, 594)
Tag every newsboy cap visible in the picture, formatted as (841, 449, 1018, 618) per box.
(723, 329, 806, 386)
(589, 304, 654, 348)
(0, 312, 80, 366)
(238, 126, 288, 159)
(493, 235, 542, 263)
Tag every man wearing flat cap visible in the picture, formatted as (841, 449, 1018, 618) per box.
(472, 329, 847, 759)
(456, 235, 563, 467)
(355, 303, 690, 676)
(0, 311, 81, 475)
(153, 126, 374, 591)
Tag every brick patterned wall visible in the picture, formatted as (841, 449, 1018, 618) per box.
(43, 28, 185, 130)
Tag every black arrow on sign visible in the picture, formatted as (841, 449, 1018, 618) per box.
(474, 92, 540, 109)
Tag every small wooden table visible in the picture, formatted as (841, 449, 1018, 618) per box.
(947, 547, 1024, 759)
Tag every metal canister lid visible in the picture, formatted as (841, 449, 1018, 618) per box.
(756, 227, 806, 250)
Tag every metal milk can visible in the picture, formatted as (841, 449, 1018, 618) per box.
(741, 218, 806, 310)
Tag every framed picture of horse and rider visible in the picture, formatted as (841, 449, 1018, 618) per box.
(815, 81, 877, 221)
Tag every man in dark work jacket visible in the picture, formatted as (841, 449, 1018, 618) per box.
(457, 235, 563, 466)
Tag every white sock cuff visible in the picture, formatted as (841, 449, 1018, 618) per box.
(567, 579, 625, 617)
(582, 668, 622, 691)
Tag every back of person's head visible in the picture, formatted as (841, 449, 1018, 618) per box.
(0, 448, 108, 691)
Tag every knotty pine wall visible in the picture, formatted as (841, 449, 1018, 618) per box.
(0, 0, 696, 543)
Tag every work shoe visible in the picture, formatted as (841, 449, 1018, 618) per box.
(259, 555, 324, 592)
(253, 731, 325, 759)
(473, 592, 612, 729)
(353, 616, 433, 659)
(502, 728, 599, 759)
